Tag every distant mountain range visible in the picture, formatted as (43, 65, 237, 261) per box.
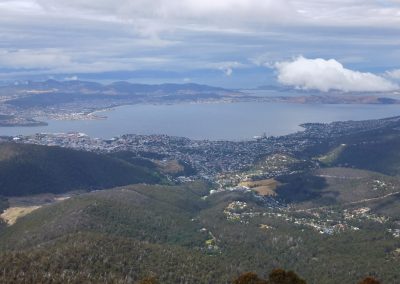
(3, 79, 238, 103)
(0, 80, 245, 111)
(3, 79, 399, 109)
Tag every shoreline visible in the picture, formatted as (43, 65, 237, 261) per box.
(3, 95, 400, 126)
(1, 102, 399, 142)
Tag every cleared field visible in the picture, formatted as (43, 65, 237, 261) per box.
(1, 206, 41, 225)
(317, 144, 346, 165)
(239, 179, 279, 196)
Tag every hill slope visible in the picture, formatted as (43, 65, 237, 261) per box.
(0, 181, 399, 283)
(307, 126, 400, 176)
(0, 182, 210, 250)
(0, 143, 163, 196)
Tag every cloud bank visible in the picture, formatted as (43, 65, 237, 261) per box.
(0, 1, 399, 87)
(275, 57, 398, 92)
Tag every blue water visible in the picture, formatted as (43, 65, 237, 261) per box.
(1, 102, 399, 140)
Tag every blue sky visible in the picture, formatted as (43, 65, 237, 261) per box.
(0, 0, 400, 90)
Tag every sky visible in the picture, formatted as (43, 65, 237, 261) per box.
(0, 0, 400, 90)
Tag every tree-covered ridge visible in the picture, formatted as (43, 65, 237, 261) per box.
(306, 126, 400, 176)
(0, 142, 164, 196)
(0, 181, 398, 283)
(0, 182, 209, 250)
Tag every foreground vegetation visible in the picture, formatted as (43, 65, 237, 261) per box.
(0, 180, 398, 283)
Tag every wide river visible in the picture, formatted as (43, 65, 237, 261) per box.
(1, 102, 400, 140)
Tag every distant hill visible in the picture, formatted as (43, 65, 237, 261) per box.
(307, 125, 400, 176)
(275, 167, 400, 215)
(0, 143, 164, 196)
(329, 130, 400, 176)
(3, 80, 238, 109)
(284, 123, 400, 213)
(5, 80, 228, 97)
(104, 81, 227, 94)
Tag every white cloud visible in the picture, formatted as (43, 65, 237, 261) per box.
(216, 61, 243, 77)
(250, 53, 274, 67)
(387, 69, 400, 80)
(275, 56, 398, 92)
(64, 75, 78, 81)
(222, 67, 233, 76)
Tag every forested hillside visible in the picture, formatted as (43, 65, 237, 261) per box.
(0, 182, 397, 283)
(0, 143, 164, 196)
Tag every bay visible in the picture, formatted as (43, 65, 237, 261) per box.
(1, 102, 399, 140)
